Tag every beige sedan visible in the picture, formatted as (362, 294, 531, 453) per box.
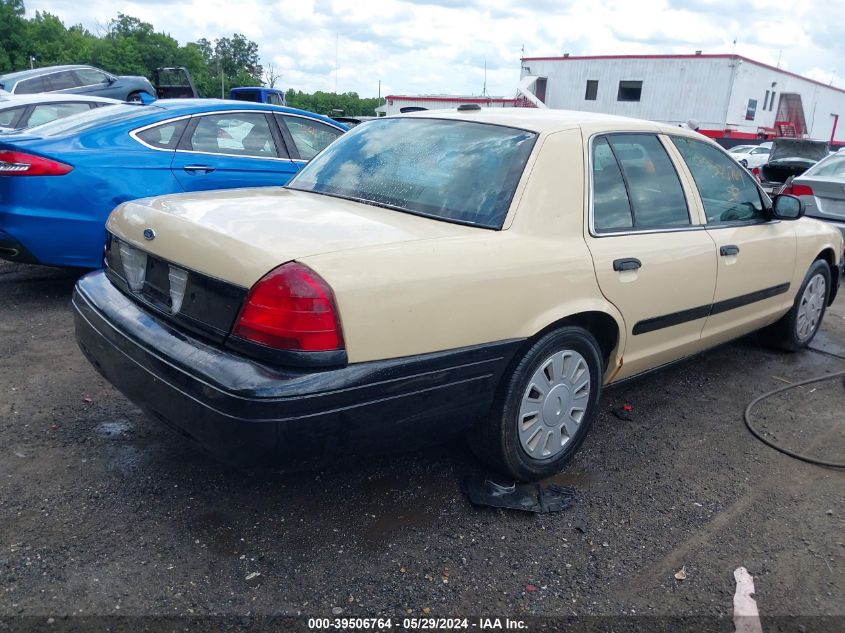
(73, 107, 844, 480)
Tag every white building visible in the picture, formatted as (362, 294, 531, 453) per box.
(519, 53, 845, 146)
(377, 95, 521, 117)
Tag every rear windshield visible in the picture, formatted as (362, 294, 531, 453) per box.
(804, 154, 845, 178)
(19, 103, 158, 137)
(232, 90, 261, 102)
(287, 117, 537, 229)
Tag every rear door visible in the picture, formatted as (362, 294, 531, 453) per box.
(670, 136, 797, 347)
(584, 132, 718, 380)
(70, 68, 114, 97)
(171, 110, 298, 191)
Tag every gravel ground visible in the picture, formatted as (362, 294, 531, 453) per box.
(1, 260, 843, 629)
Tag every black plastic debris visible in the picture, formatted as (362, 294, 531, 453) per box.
(461, 477, 575, 513)
(611, 404, 634, 421)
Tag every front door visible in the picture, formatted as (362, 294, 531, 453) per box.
(585, 133, 718, 380)
(670, 136, 797, 347)
(171, 111, 299, 192)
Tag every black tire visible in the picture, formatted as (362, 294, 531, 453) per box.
(771, 260, 831, 351)
(470, 326, 603, 481)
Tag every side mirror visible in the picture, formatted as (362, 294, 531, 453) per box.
(772, 194, 804, 220)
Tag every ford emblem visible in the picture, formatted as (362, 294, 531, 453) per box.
(143, 228, 156, 241)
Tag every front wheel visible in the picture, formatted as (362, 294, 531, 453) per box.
(771, 260, 830, 351)
(470, 326, 603, 481)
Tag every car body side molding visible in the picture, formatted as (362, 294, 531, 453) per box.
(632, 283, 791, 335)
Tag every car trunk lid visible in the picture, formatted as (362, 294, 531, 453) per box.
(106, 186, 479, 289)
(768, 139, 829, 163)
(760, 139, 830, 185)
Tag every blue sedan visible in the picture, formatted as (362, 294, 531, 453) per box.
(0, 99, 346, 268)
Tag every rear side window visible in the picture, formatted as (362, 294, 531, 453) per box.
(280, 116, 343, 160)
(27, 102, 91, 127)
(46, 71, 80, 91)
(592, 137, 633, 230)
(0, 105, 25, 127)
(135, 118, 189, 150)
(672, 136, 765, 224)
(267, 93, 284, 106)
(15, 76, 47, 94)
(592, 134, 690, 232)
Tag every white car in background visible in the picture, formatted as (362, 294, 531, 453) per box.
(730, 142, 772, 169)
(0, 93, 120, 132)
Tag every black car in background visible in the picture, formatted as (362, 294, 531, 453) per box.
(759, 137, 830, 194)
(0, 65, 155, 102)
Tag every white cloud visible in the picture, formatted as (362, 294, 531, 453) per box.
(25, 0, 844, 96)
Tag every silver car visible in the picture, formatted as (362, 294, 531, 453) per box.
(789, 151, 845, 238)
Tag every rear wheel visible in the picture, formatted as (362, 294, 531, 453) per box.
(772, 260, 830, 351)
(470, 326, 603, 481)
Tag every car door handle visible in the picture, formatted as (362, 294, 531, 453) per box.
(613, 258, 642, 272)
(182, 165, 215, 174)
(720, 245, 740, 257)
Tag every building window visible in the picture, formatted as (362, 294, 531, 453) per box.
(763, 90, 770, 110)
(585, 80, 598, 100)
(745, 99, 758, 121)
(769, 92, 776, 111)
(617, 80, 642, 102)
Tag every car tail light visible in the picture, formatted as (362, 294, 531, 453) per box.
(232, 262, 344, 352)
(790, 184, 814, 197)
(0, 150, 72, 176)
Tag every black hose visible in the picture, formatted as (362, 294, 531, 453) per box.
(743, 369, 845, 469)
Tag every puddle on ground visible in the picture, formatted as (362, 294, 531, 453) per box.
(107, 445, 148, 475)
(95, 419, 131, 439)
(811, 329, 845, 359)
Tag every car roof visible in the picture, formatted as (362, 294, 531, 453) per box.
(2, 99, 346, 140)
(230, 87, 283, 93)
(0, 94, 122, 107)
(0, 65, 95, 83)
(397, 107, 706, 137)
(150, 99, 345, 127)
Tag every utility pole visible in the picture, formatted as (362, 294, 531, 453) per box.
(30, 55, 35, 69)
(218, 57, 224, 98)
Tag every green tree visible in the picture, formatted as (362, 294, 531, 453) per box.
(0, 1, 383, 112)
(0, 0, 28, 72)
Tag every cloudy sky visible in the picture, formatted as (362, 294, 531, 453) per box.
(27, 0, 844, 97)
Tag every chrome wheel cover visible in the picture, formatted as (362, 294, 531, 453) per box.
(796, 274, 826, 341)
(518, 350, 590, 460)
